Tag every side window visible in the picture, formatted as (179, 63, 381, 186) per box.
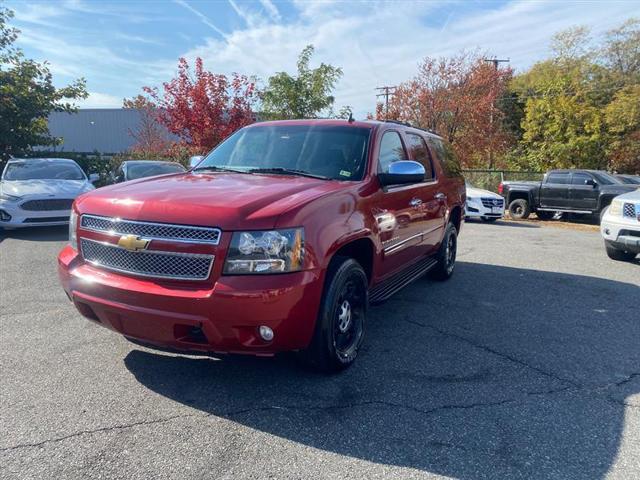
(428, 138, 462, 177)
(571, 173, 592, 185)
(547, 173, 571, 184)
(377, 131, 407, 173)
(405, 133, 434, 180)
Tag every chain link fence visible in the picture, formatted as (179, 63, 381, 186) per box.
(462, 169, 544, 193)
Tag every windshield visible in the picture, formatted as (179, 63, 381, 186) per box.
(127, 162, 185, 180)
(196, 124, 371, 180)
(617, 175, 640, 185)
(592, 171, 620, 185)
(3, 161, 85, 181)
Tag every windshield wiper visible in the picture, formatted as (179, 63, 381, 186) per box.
(248, 167, 329, 180)
(192, 166, 247, 174)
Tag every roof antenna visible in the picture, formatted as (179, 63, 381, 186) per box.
(348, 111, 355, 123)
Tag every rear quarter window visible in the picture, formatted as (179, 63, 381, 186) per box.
(427, 138, 462, 178)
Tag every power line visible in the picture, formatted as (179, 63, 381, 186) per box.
(376, 86, 397, 118)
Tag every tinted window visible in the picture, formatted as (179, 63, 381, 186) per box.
(428, 138, 462, 177)
(127, 163, 185, 180)
(198, 125, 371, 180)
(591, 171, 619, 185)
(377, 131, 407, 173)
(547, 173, 570, 184)
(3, 160, 85, 181)
(405, 133, 434, 180)
(571, 173, 592, 185)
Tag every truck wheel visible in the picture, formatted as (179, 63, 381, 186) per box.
(536, 210, 555, 220)
(302, 256, 368, 373)
(429, 222, 457, 281)
(509, 199, 531, 220)
(605, 241, 637, 262)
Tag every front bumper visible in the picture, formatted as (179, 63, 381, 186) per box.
(464, 200, 504, 218)
(58, 245, 324, 355)
(601, 214, 640, 253)
(0, 203, 70, 228)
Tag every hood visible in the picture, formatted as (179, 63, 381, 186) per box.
(76, 172, 349, 230)
(602, 184, 638, 195)
(466, 186, 501, 199)
(612, 189, 640, 202)
(0, 179, 93, 199)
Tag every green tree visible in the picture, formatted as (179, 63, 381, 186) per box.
(0, 6, 88, 162)
(605, 85, 640, 173)
(260, 45, 342, 119)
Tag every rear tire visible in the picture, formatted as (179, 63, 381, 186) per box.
(536, 210, 555, 221)
(605, 241, 637, 262)
(509, 199, 531, 220)
(301, 257, 368, 373)
(429, 222, 458, 281)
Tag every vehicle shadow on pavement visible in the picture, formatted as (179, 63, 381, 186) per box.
(0, 225, 68, 243)
(465, 218, 540, 228)
(124, 261, 639, 478)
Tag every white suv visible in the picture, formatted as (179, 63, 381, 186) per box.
(601, 189, 640, 262)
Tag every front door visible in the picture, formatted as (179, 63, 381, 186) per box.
(569, 172, 599, 211)
(374, 130, 431, 278)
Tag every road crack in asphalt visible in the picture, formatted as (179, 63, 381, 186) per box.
(401, 318, 581, 387)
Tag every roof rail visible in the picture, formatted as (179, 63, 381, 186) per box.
(382, 119, 439, 136)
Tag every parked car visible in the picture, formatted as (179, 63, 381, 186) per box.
(464, 181, 504, 222)
(58, 119, 465, 372)
(112, 160, 186, 183)
(499, 169, 636, 221)
(600, 190, 640, 261)
(614, 174, 640, 185)
(0, 158, 97, 229)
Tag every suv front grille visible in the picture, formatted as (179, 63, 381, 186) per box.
(80, 215, 221, 244)
(21, 199, 74, 211)
(80, 238, 214, 281)
(623, 203, 637, 219)
(481, 198, 504, 208)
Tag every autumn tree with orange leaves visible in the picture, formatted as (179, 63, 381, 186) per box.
(375, 52, 513, 168)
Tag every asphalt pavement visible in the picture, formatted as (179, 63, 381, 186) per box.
(1, 220, 638, 479)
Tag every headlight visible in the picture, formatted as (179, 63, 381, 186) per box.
(224, 228, 304, 274)
(608, 200, 623, 216)
(69, 210, 78, 250)
(0, 193, 21, 202)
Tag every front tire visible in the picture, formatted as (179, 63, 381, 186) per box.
(605, 241, 637, 262)
(302, 257, 368, 373)
(429, 222, 458, 281)
(509, 199, 531, 220)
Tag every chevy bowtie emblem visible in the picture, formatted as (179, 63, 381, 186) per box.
(117, 235, 150, 252)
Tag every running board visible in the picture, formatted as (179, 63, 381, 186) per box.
(537, 208, 594, 214)
(370, 256, 438, 304)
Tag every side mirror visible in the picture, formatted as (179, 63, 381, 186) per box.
(378, 161, 425, 187)
(584, 179, 597, 187)
(189, 156, 204, 168)
(88, 173, 100, 183)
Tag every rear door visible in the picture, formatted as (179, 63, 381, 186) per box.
(569, 172, 599, 211)
(375, 130, 432, 278)
(540, 172, 571, 208)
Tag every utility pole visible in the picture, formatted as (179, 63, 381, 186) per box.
(482, 58, 509, 169)
(376, 86, 396, 119)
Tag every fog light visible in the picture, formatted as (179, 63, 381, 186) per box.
(605, 228, 610, 235)
(0, 209, 11, 222)
(258, 326, 274, 341)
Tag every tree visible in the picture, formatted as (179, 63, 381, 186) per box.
(122, 95, 169, 158)
(143, 57, 257, 153)
(602, 18, 640, 82)
(0, 6, 87, 162)
(377, 52, 513, 168)
(605, 85, 640, 173)
(260, 45, 343, 119)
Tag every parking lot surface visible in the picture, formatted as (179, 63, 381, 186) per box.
(1, 220, 639, 479)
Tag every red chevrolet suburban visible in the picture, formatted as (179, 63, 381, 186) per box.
(58, 119, 465, 372)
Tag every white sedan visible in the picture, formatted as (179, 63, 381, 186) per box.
(465, 182, 505, 222)
(601, 190, 640, 262)
(0, 158, 97, 229)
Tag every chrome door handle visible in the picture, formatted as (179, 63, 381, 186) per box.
(435, 193, 446, 201)
(410, 198, 423, 207)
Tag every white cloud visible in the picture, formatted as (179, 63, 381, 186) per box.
(76, 92, 123, 108)
(173, 0, 228, 38)
(258, 0, 280, 21)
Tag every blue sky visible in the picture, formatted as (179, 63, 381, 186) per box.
(7, 0, 639, 117)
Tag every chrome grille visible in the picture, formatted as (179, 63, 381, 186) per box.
(21, 199, 74, 211)
(481, 198, 504, 208)
(623, 203, 636, 218)
(80, 214, 220, 244)
(80, 238, 214, 281)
